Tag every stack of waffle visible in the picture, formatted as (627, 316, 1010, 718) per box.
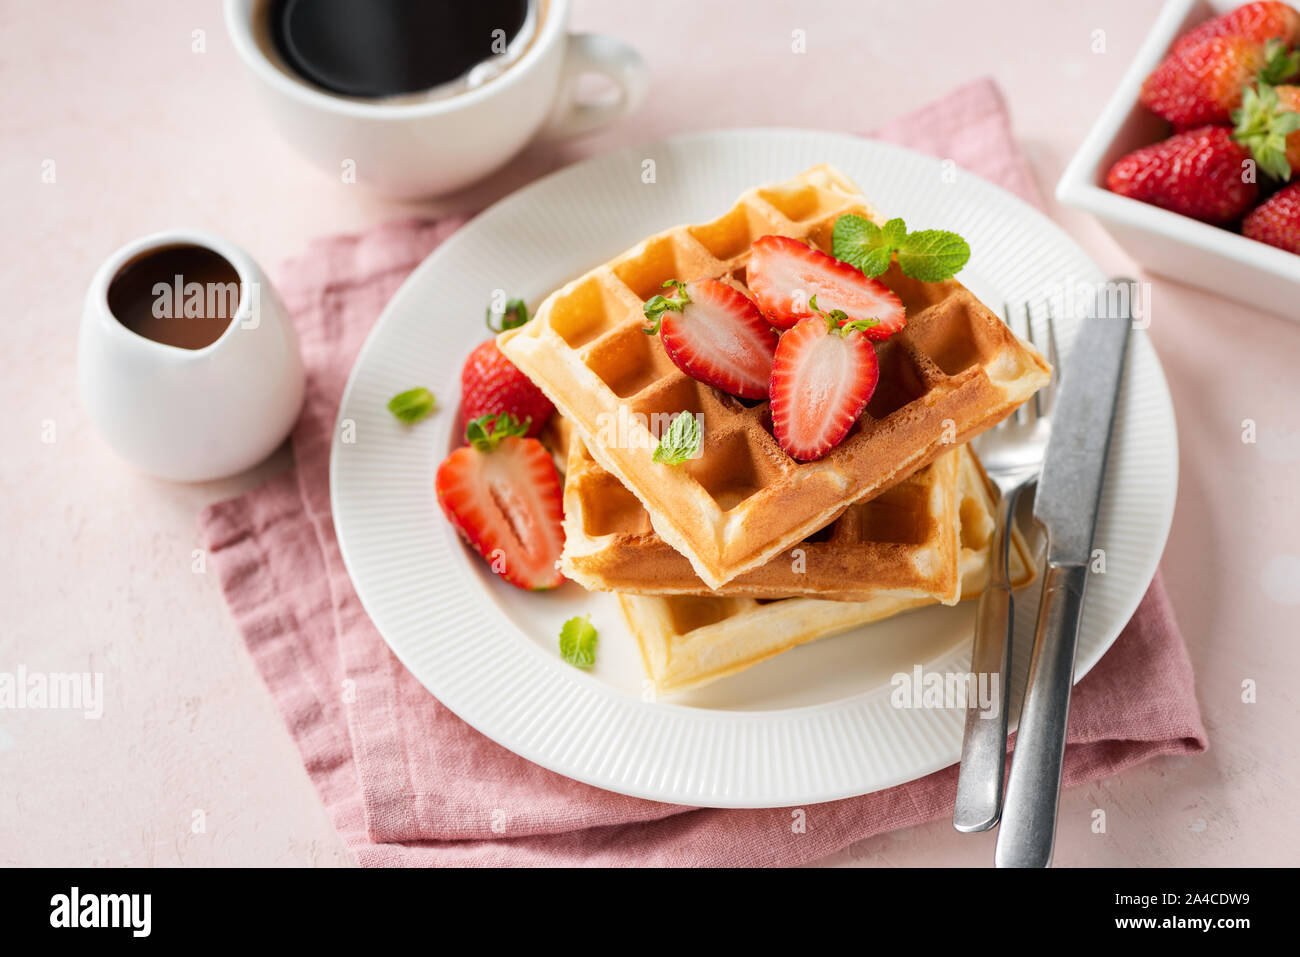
(504, 166, 1050, 695)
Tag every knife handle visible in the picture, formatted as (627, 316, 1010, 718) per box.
(953, 486, 1020, 832)
(994, 561, 1089, 868)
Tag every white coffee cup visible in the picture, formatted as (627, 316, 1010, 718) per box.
(78, 230, 305, 482)
(224, 0, 650, 198)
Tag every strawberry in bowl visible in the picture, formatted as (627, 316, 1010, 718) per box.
(1106, 125, 1259, 223)
(1102, 0, 1300, 259)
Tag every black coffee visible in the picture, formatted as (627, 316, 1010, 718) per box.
(268, 0, 531, 98)
(108, 245, 241, 351)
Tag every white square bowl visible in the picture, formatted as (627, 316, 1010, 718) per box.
(1056, 0, 1300, 319)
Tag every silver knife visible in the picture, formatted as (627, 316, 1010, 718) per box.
(994, 277, 1133, 868)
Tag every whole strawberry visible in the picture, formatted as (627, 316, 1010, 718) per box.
(459, 339, 554, 438)
(1243, 181, 1300, 252)
(1140, 35, 1297, 129)
(1106, 126, 1259, 223)
(1174, 1, 1300, 55)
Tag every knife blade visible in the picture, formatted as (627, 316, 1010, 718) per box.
(995, 277, 1133, 868)
(1032, 291, 1132, 564)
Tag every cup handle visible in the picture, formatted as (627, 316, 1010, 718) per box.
(540, 33, 650, 139)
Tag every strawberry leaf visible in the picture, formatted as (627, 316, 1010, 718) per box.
(1259, 39, 1300, 87)
(465, 412, 529, 452)
(808, 294, 852, 332)
(387, 387, 436, 423)
(895, 230, 971, 282)
(642, 279, 690, 334)
(559, 615, 598, 669)
(652, 411, 702, 465)
(1233, 83, 1299, 180)
(840, 318, 881, 336)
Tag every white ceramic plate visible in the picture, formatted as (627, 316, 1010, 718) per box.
(331, 129, 1178, 808)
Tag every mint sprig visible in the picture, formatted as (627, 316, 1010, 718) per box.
(485, 297, 530, 334)
(832, 214, 970, 282)
(465, 412, 529, 452)
(652, 411, 702, 465)
(387, 387, 436, 423)
(895, 229, 972, 282)
(642, 279, 690, 334)
(559, 615, 598, 669)
(832, 216, 905, 277)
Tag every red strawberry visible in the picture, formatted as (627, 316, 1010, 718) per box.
(746, 235, 905, 339)
(1174, 1, 1300, 55)
(460, 339, 554, 438)
(1105, 126, 1258, 223)
(435, 414, 565, 591)
(1243, 181, 1300, 252)
(642, 279, 778, 399)
(768, 307, 881, 462)
(1139, 35, 1295, 128)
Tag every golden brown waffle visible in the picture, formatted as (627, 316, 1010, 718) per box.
(618, 447, 1035, 696)
(563, 431, 963, 602)
(499, 166, 1051, 589)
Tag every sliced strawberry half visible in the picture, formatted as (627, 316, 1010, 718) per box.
(643, 279, 778, 399)
(769, 311, 880, 462)
(435, 414, 565, 590)
(747, 235, 905, 339)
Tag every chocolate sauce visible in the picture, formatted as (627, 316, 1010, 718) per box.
(107, 245, 241, 350)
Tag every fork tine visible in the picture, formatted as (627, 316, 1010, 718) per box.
(998, 302, 1019, 429)
(1022, 302, 1043, 421)
(1012, 303, 1030, 425)
(1041, 301, 1060, 417)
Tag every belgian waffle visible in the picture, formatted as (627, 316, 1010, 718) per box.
(499, 166, 1051, 589)
(563, 431, 964, 603)
(618, 447, 1035, 696)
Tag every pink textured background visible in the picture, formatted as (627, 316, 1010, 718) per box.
(2, 0, 1298, 866)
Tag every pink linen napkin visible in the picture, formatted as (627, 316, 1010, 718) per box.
(199, 77, 1207, 867)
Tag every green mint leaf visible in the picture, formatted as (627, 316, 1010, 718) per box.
(559, 615, 598, 669)
(652, 411, 702, 465)
(465, 412, 529, 452)
(832, 214, 894, 278)
(881, 217, 907, 247)
(895, 230, 971, 282)
(642, 279, 690, 334)
(485, 297, 530, 334)
(835, 213, 972, 283)
(387, 387, 436, 423)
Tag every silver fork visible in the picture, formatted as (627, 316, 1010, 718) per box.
(952, 301, 1058, 833)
